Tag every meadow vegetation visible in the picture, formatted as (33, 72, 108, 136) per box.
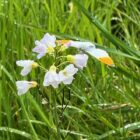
(0, 0, 140, 139)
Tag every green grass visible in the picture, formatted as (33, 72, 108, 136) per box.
(0, 0, 140, 139)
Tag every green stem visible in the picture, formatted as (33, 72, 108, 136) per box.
(56, 61, 69, 68)
(20, 98, 39, 140)
(56, 56, 67, 60)
(38, 65, 47, 71)
(52, 90, 61, 139)
(101, 63, 106, 85)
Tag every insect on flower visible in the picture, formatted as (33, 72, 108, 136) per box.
(16, 81, 37, 95)
(33, 33, 56, 59)
(16, 60, 38, 76)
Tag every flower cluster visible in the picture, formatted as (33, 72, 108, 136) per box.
(16, 33, 114, 95)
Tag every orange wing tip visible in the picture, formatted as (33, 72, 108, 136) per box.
(98, 57, 115, 66)
(56, 40, 70, 45)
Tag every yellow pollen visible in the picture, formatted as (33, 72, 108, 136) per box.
(47, 46, 55, 54)
(63, 70, 68, 76)
(50, 65, 57, 72)
(29, 81, 38, 88)
(32, 62, 38, 68)
(67, 55, 75, 63)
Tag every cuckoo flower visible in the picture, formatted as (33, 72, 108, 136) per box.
(59, 64, 78, 85)
(16, 81, 37, 95)
(16, 60, 38, 76)
(43, 65, 60, 88)
(33, 33, 56, 59)
(67, 54, 88, 69)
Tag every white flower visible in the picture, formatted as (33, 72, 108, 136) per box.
(16, 81, 37, 95)
(59, 64, 78, 85)
(43, 65, 60, 88)
(68, 41, 95, 50)
(56, 40, 95, 50)
(85, 47, 114, 66)
(56, 40, 114, 66)
(67, 54, 88, 69)
(32, 33, 56, 59)
(16, 60, 38, 76)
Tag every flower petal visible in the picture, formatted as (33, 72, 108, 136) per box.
(43, 71, 60, 88)
(21, 66, 32, 76)
(32, 45, 46, 54)
(16, 81, 30, 95)
(86, 48, 114, 66)
(51, 82, 59, 88)
(16, 60, 33, 67)
(86, 48, 109, 58)
(68, 41, 95, 50)
(16, 60, 35, 76)
(40, 33, 56, 47)
(65, 64, 78, 75)
(74, 54, 88, 69)
(63, 76, 74, 85)
(37, 53, 46, 59)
